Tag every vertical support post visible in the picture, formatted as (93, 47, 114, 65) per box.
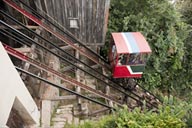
(75, 46, 82, 108)
(41, 100, 51, 127)
(103, 68, 113, 107)
(40, 52, 60, 127)
(21, 28, 40, 80)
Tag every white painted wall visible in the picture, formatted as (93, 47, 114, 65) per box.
(0, 42, 40, 127)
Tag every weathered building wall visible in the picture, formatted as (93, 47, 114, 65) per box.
(34, 0, 110, 45)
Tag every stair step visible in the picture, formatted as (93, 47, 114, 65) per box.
(54, 113, 72, 118)
(52, 124, 65, 128)
(52, 117, 67, 122)
(52, 122, 66, 128)
(51, 104, 78, 126)
(56, 109, 72, 114)
(53, 121, 66, 125)
(59, 104, 73, 109)
(57, 107, 73, 111)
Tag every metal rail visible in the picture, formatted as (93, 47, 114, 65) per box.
(6, 0, 106, 61)
(3, 43, 123, 106)
(17, 0, 108, 63)
(1, 0, 161, 108)
(15, 66, 114, 109)
(0, 6, 161, 104)
(0, 10, 113, 89)
(3, 0, 111, 70)
(0, 20, 158, 109)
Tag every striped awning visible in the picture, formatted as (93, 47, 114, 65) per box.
(112, 32, 152, 54)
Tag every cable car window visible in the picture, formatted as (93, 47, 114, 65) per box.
(112, 45, 116, 53)
(118, 54, 128, 65)
(121, 54, 128, 65)
(117, 54, 123, 65)
(112, 45, 117, 64)
(128, 53, 144, 65)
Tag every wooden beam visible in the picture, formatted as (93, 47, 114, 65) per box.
(14, 47, 31, 53)
(42, 95, 76, 101)
(0, 25, 39, 30)
(91, 64, 99, 69)
(84, 43, 104, 46)
(59, 43, 78, 50)
(60, 66, 73, 72)
(88, 108, 110, 116)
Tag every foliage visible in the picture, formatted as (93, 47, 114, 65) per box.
(175, 0, 192, 24)
(173, 0, 192, 100)
(66, 115, 116, 128)
(105, 0, 191, 93)
(115, 106, 185, 128)
(163, 95, 192, 127)
(68, 98, 192, 128)
(97, 0, 192, 127)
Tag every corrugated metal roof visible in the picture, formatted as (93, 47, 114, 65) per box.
(112, 32, 152, 54)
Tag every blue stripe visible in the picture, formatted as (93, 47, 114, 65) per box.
(124, 33, 140, 53)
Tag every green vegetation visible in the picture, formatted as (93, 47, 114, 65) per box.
(75, 0, 192, 127)
(107, 0, 191, 95)
(102, 0, 192, 104)
(67, 96, 192, 128)
(174, 0, 192, 100)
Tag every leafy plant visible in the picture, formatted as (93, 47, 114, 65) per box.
(67, 100, 191, 128)
(102, 0, 191, 96)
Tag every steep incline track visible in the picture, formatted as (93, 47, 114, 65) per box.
(3, 43, 123, 106)
(0, 20, 158, 109)
(15, 66, 113, 109)
(3, 0, 111, 70)
(1, 0, 161, 110)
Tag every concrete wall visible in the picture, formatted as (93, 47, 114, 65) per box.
(0, 42, 40, 127)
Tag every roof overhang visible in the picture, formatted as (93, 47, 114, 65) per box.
(111, 32, 152, 54)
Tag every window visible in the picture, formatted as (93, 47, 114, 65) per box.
(112, 46, 117, 65)
(69, 18, 79, 29)
(128, 53, 147, 65)
(119, 54, 128, 65)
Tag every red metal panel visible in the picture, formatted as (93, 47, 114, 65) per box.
(132, 32, 152, 53)
(112, 33, 129, 54)
(113, 66, 142, 78)
(2, 43, 28, 61)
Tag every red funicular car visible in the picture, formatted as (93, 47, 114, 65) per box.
(109, 32, 152, 78)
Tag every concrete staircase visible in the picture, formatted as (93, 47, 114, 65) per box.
(51, 104, 79, 128)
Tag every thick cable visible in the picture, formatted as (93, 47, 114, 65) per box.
(0, 20, 155, 108)
(16, 0, 109, 65)
(15, 66, 113, 109)
(0, 10, 161, 103)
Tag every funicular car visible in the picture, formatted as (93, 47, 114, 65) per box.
(109, 32, 152, 78)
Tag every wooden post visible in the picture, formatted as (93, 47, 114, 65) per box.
(21, 28, 40, 80)
(75, 47, 82, 109)
(103, 68, 113, 107)
(41, 100, 51, 127)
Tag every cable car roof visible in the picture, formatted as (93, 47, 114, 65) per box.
(112, 32, 152, 54)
